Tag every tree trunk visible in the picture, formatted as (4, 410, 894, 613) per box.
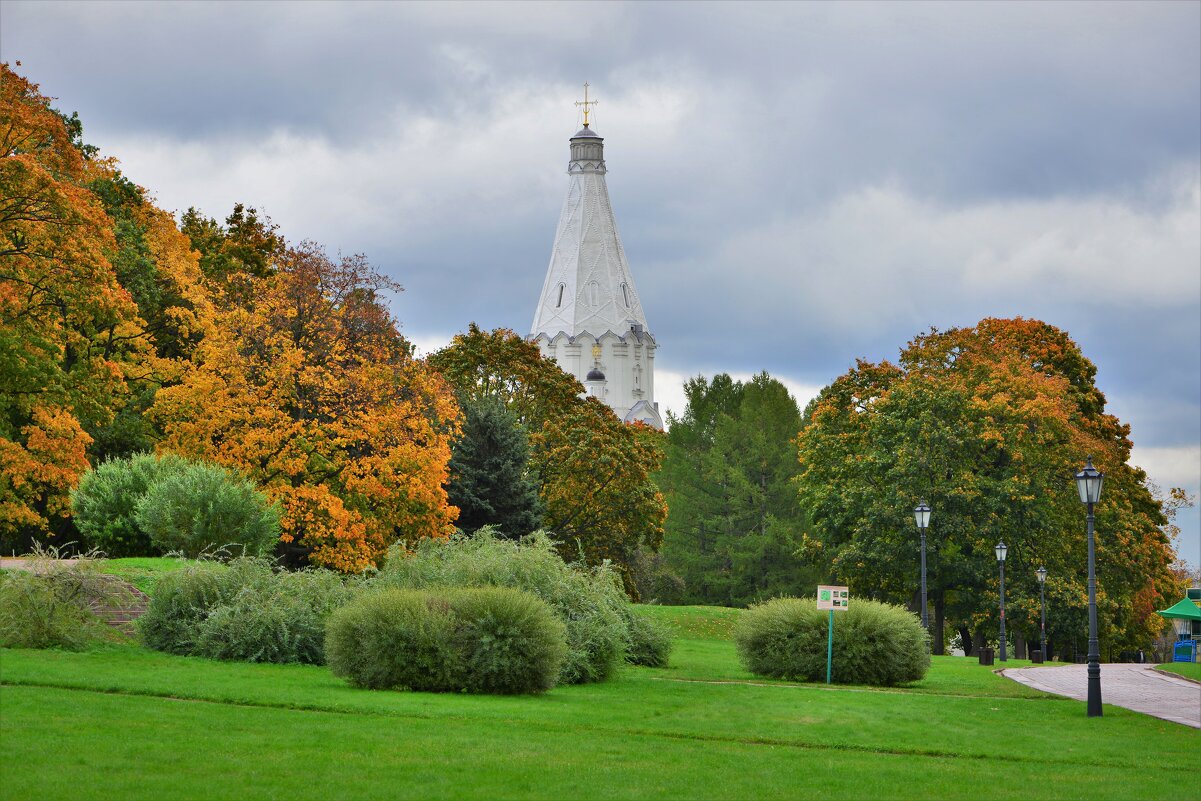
(933, 594, 946, 655)
(960, 626, 974, 656)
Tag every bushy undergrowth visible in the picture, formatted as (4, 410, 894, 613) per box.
(377, 530, 630, 684)
(734, 597, 929, 686)
(0, 547, 133, 649)
(620, 607, 674, 667)
(325, 587, 567, 694)
(138, 557, 355, 664)
(71, 453, 189, 557)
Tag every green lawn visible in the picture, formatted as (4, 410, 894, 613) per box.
(2, 606, 1196, 800)
(1155, 661, 1201, 682)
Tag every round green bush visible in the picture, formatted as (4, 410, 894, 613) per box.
(71, 452, 189, 557)
(138, 557, 355, 664)
(620, 607, 674, 668)
(326, 587, 566, 694)
(733, 597, 929, 686)
(377, 530, 628, 684)
(134, 463, 280, 558)
(449, 587, 568, 694)
(326, 589, 458, 691)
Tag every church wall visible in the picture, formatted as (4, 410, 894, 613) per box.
(535, 331, 657, 424)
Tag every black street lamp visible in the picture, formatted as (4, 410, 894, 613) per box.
(1036, 566, 1048, 661)
(1075, 456, 1105, 717)
(914, 501, 931, 633)
(995, 541, 1008, 662)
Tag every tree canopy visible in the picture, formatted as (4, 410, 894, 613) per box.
(0, 62, 205, 548)
(796, 317, 1186, 655)
(151, 244, 460, 572)
(1, 63, 461, 569)
(431, 326, 667, 595)
(658, 372, 818, 606)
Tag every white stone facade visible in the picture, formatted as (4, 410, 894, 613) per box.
(530, 124, 663, 429)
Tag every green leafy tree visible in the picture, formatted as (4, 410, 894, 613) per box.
(446, 396, 543, 539)
(796, 318, 1185, 656)
(659, 372, 818, 606)
(531, 399, 667, 596)
(431, 327, 667, 594)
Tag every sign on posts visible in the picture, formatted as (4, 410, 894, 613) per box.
(817, 585, 849, 684)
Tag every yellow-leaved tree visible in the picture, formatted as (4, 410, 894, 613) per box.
(151, 243, 460, 571)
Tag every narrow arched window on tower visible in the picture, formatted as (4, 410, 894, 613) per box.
(621, 283, 630, 308)
(588, 281, 600, 308)
(556, 283, 565, 308)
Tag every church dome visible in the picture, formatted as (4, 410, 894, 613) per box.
(572, 125, 602, 139)
(586, 367, 606, 382)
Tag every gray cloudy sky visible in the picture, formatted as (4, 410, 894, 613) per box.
(4, 0, 1199, 567)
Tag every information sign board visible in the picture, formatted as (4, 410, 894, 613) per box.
(817, 585, 850, 611)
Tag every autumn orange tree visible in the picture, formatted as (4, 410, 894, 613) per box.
(0, 62, 199, 548)
(151, 243, 460, 572)
(430, 326, 667, 594)
(796, 317, 1185, 656)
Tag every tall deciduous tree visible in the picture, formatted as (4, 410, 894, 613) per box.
(0, 63, 160, 547)
(151, 243, 460, 572)
(796, 317, 1185, 655)
(531, 399, 667, 595)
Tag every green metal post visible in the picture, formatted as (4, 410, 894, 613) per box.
(826, 609, 834, 684)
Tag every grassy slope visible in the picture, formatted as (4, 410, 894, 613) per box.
(2, 605, 1196, 800)
(97, 557, 194, 595)
(1154, 661, 1201, 681)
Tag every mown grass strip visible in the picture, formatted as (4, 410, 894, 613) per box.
(0, 678, 1089, 767)
(0, 683, 1184, 801)
(3, 645, 1192, 772)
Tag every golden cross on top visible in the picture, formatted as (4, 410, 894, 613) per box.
(575, 82, 598, 126)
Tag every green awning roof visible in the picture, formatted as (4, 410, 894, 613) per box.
(1157, 597, 1201, 621)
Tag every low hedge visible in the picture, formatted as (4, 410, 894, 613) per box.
(734, 597, 929, 686)
(325, 587, 567, 694)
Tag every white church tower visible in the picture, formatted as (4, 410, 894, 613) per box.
(530, 85, 664, 429)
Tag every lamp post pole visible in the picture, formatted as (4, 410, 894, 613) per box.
(1036, 566, 1048, 661)
(996, 541, 1008, 663)
(1076, 456, 1105, 718)
(914, 502, 931, 634)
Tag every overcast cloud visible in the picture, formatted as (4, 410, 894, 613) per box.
(4, 0, 1198, 567)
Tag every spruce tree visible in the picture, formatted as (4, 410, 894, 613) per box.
(447, 398, 543, 538)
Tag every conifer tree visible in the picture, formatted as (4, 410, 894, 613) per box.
(447, 397, 543, 539)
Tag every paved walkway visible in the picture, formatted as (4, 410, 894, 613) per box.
(1003, 663, 1200, 728)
